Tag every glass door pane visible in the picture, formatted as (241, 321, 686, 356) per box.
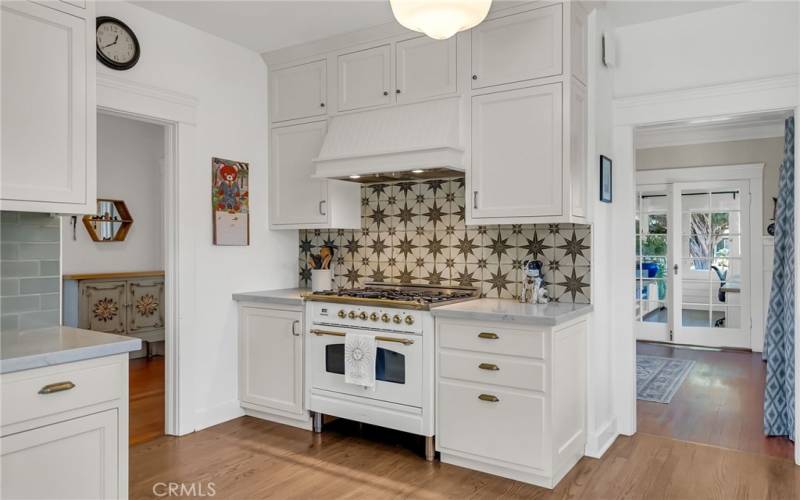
(672, 182, 750, 348)
(635, 189, 670, 341)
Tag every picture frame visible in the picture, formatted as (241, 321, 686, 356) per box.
(599, 155, 613, 203)
(212, 157, 250, 246)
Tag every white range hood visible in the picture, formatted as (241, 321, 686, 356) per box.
(313, 96, 464, 181)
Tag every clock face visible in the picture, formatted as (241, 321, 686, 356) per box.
(96, 18, 139, 70)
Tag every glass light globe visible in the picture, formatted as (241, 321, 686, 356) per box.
(390, 0, 492, 40)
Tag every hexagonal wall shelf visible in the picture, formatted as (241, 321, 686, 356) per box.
(82, 199, 133, 242)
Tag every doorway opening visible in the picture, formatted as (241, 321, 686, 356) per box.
(630, 111, 794, 459)
(62, 111, 169, 445)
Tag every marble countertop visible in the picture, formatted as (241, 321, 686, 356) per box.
(430, 299, 593, 326)
(1, 326, 142, 374)
(232, 288, 309, 307)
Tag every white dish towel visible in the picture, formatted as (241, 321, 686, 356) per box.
(344, 332, 376, 389)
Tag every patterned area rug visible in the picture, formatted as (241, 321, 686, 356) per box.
(637, 355, 695, 404)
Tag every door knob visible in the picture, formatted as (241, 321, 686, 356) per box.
(383, 90, 389, 96)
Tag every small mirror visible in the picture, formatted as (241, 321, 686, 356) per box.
(82, 199, 133, 242)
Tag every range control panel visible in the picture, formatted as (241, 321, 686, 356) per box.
(308, 302, 423, 334)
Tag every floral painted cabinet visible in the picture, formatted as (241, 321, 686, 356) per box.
(65, 272, 165, 357)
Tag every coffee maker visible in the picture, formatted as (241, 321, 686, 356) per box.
(520, 260, 549, 304)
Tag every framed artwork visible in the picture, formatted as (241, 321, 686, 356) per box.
(212, 157, 249, 245)
(600, 155, 613, 203)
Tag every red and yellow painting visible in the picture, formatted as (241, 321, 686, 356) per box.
(212, 157, 249, 245)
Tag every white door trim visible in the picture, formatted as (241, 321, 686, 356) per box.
(97, 73, 198, 437)
(610, 73, 799, 465)
(637, 164, 764, 351)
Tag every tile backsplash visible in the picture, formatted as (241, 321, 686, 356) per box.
(1, 212, 61, 331)
(298, 178, 590, 303)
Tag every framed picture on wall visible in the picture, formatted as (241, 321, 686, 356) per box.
(600, 155, 613, 203)
(212, 157, 250, 245)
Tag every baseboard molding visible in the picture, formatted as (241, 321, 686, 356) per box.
(585, 417, 618, 458)
(193, 400, 244, 432)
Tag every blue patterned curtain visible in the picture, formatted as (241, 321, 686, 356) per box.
(764, 116, 795, 440)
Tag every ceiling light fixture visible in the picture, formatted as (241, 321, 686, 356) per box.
(349, 175, 361, 179)
(390, 0, 492, 40)
(412, 169, 424, 174)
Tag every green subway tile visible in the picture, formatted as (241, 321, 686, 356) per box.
(2, 295, 40, 313)
(1, 278, 19, 297)
(17, 243, 59, 260)
(19, 309, 59, 329)
(1, 314, 19, 331)
(40, 293, 60, 311)
(0, 212, 19, 224)
(19, 277, 59, 294)
(40, 260, 60, 276)
(1, 260, 40, 278)
(1, 243, 19, 260)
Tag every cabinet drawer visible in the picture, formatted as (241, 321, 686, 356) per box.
(1, 359, 123, 428)
(439, 350, 545, 392)
(438, 380, 546, 469)
(438, 321, 545, 359)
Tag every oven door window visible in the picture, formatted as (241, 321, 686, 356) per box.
(325, 344, 406, 384)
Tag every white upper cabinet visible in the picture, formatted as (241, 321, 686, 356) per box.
(270, 121, 360, 229)
(570, 82, 588, 217)
(396, 36, 457, 104)
(1, 1, 95, 214)
(338, 44, 393, 112)
(270, 59, 327, 123)
(471, 83, 563, 220)
(471, 4, 563, 89)
(570, 4, 588, 85)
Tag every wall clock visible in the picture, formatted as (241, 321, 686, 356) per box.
(96, 16, 140, 70)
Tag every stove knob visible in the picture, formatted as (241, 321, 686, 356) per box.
(359, 311, 368, 321)
(369, 312, 379, 322)
(337, 310, 346, 319)
(348, 311, 357, 319)
(405, 315, 415, 325)
(393, 315, 402, 324)
(381, 313, 390, 323)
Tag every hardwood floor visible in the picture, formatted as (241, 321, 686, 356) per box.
(637, 342, 794, 460)
(130, 416, 800, 499)
(130, 356, 165, 446)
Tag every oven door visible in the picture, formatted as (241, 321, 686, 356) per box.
(308, 326, 423, 408)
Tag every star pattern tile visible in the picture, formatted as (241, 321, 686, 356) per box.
(296, 181, 591, 303)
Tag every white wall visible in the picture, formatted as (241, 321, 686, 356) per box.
(637, 137, 784, 234)
(62, 113, 165, 274)
(613, 1, 798, 98)
(585, 6, 618, 457)
(94, 2, 298, 431)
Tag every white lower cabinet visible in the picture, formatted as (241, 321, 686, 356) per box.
(238, 303, 310, 429)
(436, 317, 587, 489)
(1, 355, 129, 499)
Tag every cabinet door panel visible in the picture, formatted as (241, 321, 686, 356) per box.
(471, 5, 562, 89)
(81, 281, 126, 334)
(270, 60, 327, 123)
(270, 121, 328, 226)
(570, 82, 587, 218)
(1, 1, 88, 205)
(128, 279, 165, 333)
(1, 409, 118, 500)
(239, 307, 303, 414)
(338, 44, 392, 111)
(471, 84, 562, 219)
(396, 36, 456, 104)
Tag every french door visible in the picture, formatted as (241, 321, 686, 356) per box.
(635, 180, 751, 349)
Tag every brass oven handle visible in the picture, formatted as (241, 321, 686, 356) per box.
(478, 394, 499, 403)
(38, 381, 76, 394)
(310, 328, 414, 346)
(478, 332, 499, 340)
(478, 363, 499, 371)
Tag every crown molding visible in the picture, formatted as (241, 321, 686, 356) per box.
(636, 119, 784, 149)
(97, 73, 198, 125)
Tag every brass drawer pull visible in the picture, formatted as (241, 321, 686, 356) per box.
(478, 363, 499, 371)
(478, 394, 499, 403)
(38, 381, 76, 394)
(478, 332, 499, 340)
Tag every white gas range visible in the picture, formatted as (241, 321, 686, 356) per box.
(303, 284, 478, 460)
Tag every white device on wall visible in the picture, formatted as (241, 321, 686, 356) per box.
(602, 31, 616, 68)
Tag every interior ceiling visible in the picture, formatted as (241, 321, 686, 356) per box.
(134, 0, 742, 54)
